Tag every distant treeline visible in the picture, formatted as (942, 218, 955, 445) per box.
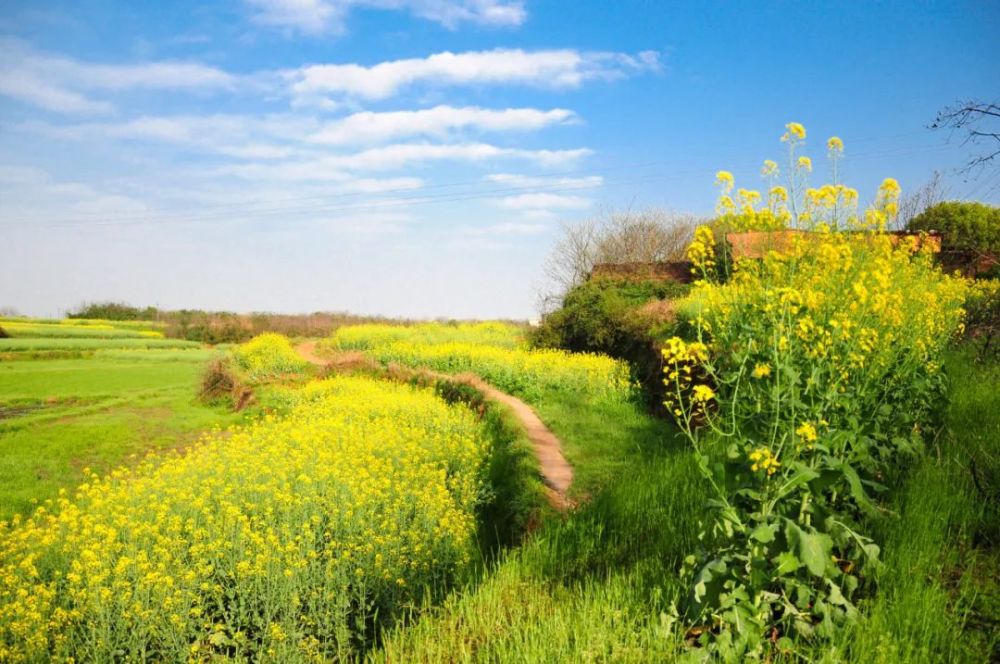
(67, 301, 525, 344)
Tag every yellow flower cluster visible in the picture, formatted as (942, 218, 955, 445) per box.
(230, 333, 309, 380)
(661, 337, 712, 418)
(364, 340, 633, 402)
(781, 122, 806, 142)
(748, 447, 781, 475)
(329, 321, 523, 351)
(687, 225, 717, 279)
(0, 376, 489, 662)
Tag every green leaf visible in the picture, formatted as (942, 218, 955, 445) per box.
(785, 520, 833, 578)
(750, 522, 778, 543)
(773, 551, 801, 575)
(776, 462, 820, 500)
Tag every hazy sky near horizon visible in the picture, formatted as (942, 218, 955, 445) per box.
(1, 1, 998, 319)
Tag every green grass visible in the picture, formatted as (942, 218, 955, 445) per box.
(0, 349, 246, 521)
(799, 348, 1000, 663)
(374, 347, 1000, 662)
(0, 337, 200, 352)
(373, 387, 707, 661)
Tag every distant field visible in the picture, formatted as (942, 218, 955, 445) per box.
(0, 316, 166, 330)
(1, 322, 163, 339)
(0, 348, 244, 520)
(0, 337, 200, 351)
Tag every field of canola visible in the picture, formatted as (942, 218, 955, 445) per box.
(328, 321, 524, 350)
(330, 322, 633, 402)
(0, 375, 490, 662)
(0, 318, 198, 353)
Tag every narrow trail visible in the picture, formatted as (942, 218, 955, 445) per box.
(294, 342, 574, 511)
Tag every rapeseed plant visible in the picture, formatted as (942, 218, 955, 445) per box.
(0, 376, 489, 662)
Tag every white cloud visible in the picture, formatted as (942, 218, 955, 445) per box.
(20, 114, 319, 160)
(485, 173, 603, 189)
(288, 48, 661, 102)
(309, 105, 576, 145)
(468, 221, 548, 236)
(0, 165, 153, 223)
(218, 143, 591, 180)
(0, 69, 113, 115)
(0, 38, 236, 114)
(496, 192, 592, 210)
(246, 0, 525, 36)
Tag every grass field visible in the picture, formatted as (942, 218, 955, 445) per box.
(0, 349, 245, 521)
(0, 321, 996, 660)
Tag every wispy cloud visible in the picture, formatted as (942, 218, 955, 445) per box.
(308, 105, 576, 145)
(495, 192, 593, 210)
(21, 114, 319, 159)
(245, 0, 526, 36)
(485, 173, 603, 189)
(0, 38, 236, 114)
(288, 48, 662, 103)
(217, 143, 592, 180)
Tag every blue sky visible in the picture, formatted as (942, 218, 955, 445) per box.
(1, 1, 998, 319)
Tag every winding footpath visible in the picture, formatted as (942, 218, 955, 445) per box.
(295, 341, 574, 511)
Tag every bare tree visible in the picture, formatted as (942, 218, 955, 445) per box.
(896, 171, 948, 229)
(539, 206, 702, 311)
(931, 99, 1000, 178)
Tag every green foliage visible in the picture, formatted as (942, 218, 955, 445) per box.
(965, 279, 1000, 359)
(532, 279, 686, 355)
(530, 279, 689, 413)
(908, 200, 1000, 276)
(67, 301, 157, 321)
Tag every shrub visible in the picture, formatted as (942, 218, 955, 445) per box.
(908, 200, 1000, 276)
(67, 302, 157, 321)
(661, 124, 969, 657)
(198, 357, 255, 410)
(965, 279, 1000, 358)
(230, 333, 309, 381)
(530, 279, 689, 412)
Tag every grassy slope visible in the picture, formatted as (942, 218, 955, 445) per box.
(376, 347, 999, 662)
(0, 349, 245, 520)
(374, 389, 707, 662)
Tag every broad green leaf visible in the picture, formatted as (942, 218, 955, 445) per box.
(750, 522, 778, 543)
(773, 550, 801, 575)
(785, 520, 833, 578)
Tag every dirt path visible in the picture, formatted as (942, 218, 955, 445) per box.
(295, 341, 328, 366)
(294, 342, 574, 511)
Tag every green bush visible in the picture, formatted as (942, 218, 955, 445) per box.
(908, 201, 1000, 276)
(67, 301, 157, 321)
(531, 279, 688, 411)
